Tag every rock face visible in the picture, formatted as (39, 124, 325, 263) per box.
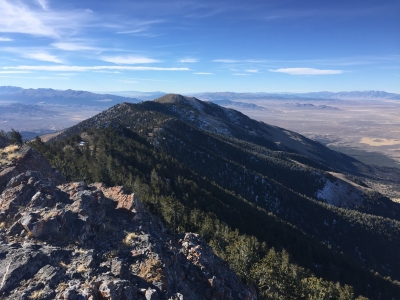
(0, 145, 65, 194)
(0, 164, 256, 299)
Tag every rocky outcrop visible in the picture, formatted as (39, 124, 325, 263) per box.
(0, 171, 256, 299)
(0, 145, 65, 194)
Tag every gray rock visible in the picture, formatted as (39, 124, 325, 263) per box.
(145, 288, 159, 300)
(111, 258, 129, 279)
(0, 169, 256, 300)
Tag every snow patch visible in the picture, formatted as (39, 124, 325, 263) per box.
(316, 178, 364, 208)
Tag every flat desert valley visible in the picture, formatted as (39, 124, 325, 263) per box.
(232, 98, 400, 167)
(228, 98, 400, 202)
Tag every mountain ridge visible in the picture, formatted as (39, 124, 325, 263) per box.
(32, 93, 400, 298)
(0, 86, 141, 106)
(2, 86, 400, 103)
(0, 142, 256, 299)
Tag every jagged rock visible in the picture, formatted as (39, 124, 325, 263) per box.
(0, 170, 256, 299)
(0, 243, 70, 294)
(0, 145, 65, 194)
(111, 258, 129, 279)
(145, 288, 159, 300)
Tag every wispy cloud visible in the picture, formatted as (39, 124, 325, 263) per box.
(0, 75, 69, 80)
(92, 71, 121, 74)
(213, 55, 400, 67)
(194, 72, 213, 75)
(4, 65, 189, 72)
(179, 58, 198, 63)
(262, 5, 397, 21)
(56, 73, 77, 76)
(232, 73, 250, 76)
(246, 69, 258, 73)
(101, 56, 159, 64)
(117, 19, 165, 35)
(119, 77, 172, 82)
(119, 80, 138, 84)
(23, 51, 63, 63)
(0, 37, 13, 42)
(36, 0, 48, 10)
(52, 42, 98, 52)
(155, 42, 199, 48)
(214, 59, 266, 63)
(269, 68, 343, 75)
(214, 59, 239, 63)
(0, 71, 30, 74)
(0, 0, 92, 38)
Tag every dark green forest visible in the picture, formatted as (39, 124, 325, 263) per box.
(30, 124, 400, 299)
(28, 96, 400, 299)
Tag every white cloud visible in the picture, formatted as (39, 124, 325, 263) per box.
(0, 75, 68, 80)
(0, 0, 56, 37)
(246, 69, 258, 73)
(92, 71, 121, 74)
(193, 72, 213, 75)
(56, 73, 77, 76)
(232, 73, 250, 76)
(117, 28, 145, 34)
(23, 52, 63, 63)
(0, 71, 30, 74)
(119, 80, 139, 84)
(101, 56, 159, 64)
(0, 37, 13, 42)
(180, 58, 198, 63)
(214, 59, 266, 63)
(268, 68, 343, 75)
(117, 19, 165, 35)
(0, 0, 92, 38)
(213, 59, 239, 63)
(52, 43, 98, 51)
(36, 0, 48, 10)
(4, 65, 189, 72)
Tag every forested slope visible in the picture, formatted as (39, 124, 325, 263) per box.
(31, 95, 400, 299)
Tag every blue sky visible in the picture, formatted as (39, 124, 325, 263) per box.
(0, 0, 399, 93)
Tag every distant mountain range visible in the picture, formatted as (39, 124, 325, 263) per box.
(209, 99, 268, 110)
(192, 90, 400, 101)
(1, 87, 399, 105)
(0, 86, 141, 107)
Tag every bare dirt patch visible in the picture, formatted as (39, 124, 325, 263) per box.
(360, 137, 400, 147)
(39, 130, 65, 142)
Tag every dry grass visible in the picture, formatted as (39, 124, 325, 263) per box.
(59, 261, 69, 268)
(0, 145, 21, 166)
(77, 264, 89, 273)
(56, 282, 68, 292)
(139, 257, 165, 283)
(123, 232, 138, 247)
(1, 144, 19, 154)
(29, 289, 44, 299)
(75, 248, 86, 254)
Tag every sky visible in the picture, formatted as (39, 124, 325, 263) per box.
(0, 0, 399, 93)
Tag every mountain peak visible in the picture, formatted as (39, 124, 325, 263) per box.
(154, 93, 187, 103)
(154, 94, 205, 111)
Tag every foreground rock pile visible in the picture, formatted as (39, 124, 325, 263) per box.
(0, 146, 256, 300)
